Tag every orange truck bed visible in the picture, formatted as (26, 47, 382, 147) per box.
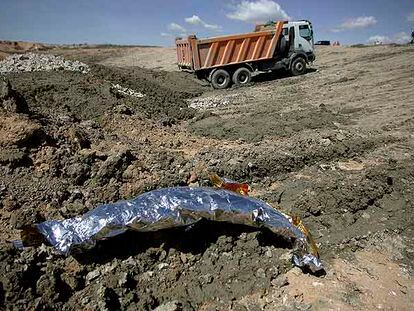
(176, 21, 285, 72)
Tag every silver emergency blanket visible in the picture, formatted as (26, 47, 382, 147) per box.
(33, 187, 323, 272)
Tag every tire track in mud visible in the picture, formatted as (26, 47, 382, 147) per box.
(196, 132, 400, 182)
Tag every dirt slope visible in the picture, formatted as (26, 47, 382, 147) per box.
(1, 44, 414, 310)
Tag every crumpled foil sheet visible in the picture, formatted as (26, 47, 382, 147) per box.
(31, 187, 323, 272)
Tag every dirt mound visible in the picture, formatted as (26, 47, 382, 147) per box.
(0, 74, 299, 310)
(0, 41, 48, 61)
(1, 222, 293, 310)
(190, 104, 346, 142)
(3, 64, 203, 121)
(0, 41, 47, 53)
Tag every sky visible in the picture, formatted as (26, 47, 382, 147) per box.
(0, 0, 413, 46)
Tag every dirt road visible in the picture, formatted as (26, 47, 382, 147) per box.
(1, 44, 414, 310)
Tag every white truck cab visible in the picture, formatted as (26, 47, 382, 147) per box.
(279, 20, 315, 75)
(254, 20, 315, 76)
(283, 21, 314, 59)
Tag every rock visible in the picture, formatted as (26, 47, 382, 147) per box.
(186, 171, 198, 184)
(361, 212, 371, 219)
(68, 189, 84, 202)
(0, 76, 29, 114)
(160, 117, 176, 127)
(271, 275, 289, 288)
(179, 253, 187, 264)
(279, 251, 293, 262)
(36, 274, 58, 301)
(0, 114, 43, 147)
(110, 83, 145, 99)
(61, 258, 84, 291)
(256, 268, 266, 278)
(320, 138, 331, 146)
(337, 160, 364, 171)
(2, 196, 19, 211)
(0, 148, 29, 167)
(10, 207, 44, 229)
(117, 272, 129, 288)
(309, 204, 322, 216)
(2, 95, 29, 114)
(61, 201, 87, 218)
(0, 77, 11, 100)
(95, 149, 134, 184)
(142, 271, 154, 281)
(188, 94, 240, 110)
(153, 301, 182, 311)
(96, 285, 121, 310)
(113, 104, 133, 115)
(67, 127, 91, 150)
(85, 269, 101, 284)
(335, 132, 346, 141)
(157, 263, 169, 270)
(61, 272, 81, 291)
(227, 158, 240, 166)
(65, 162, 90, 185)
(265, 248, 273, 258)
(159, 250, 167, 261)
(199, 274, 213, 284)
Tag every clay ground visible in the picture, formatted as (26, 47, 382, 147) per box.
(1, 43, 414, 310)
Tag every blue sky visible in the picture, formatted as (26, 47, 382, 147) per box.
(0, 0, 413, 46)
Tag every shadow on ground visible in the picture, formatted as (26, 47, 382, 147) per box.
(253, 68, 317, 83)
(73, 219, 294, 265)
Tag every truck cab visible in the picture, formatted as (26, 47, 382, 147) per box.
(254, 20, 315, 76)
(282, 20, 315, 62)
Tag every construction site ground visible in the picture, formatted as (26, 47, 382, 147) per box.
(1, 43, 414, 310)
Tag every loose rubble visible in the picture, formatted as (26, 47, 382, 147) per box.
(110, 83, 145, 98)
(0, 53, 90, 74)
(188, 93, 241, 109)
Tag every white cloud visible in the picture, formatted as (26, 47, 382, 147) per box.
(393, 32, 411, 44)
(226, 0, 290, 23)
(167, 23, 186, 33)
(367, 35, 391, 44)
(339, 16, 377, 30)
(184, 15, 222, 31)
(185, 15, 203, 25)
(407, 12, 414, 23)
(160, 32, 173, 37)
(204, 23, 222, 31)
(368, 32, 411, 45)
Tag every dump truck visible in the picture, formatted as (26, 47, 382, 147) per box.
(176, 20, 314, 89)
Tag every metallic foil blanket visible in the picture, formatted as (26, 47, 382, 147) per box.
(26, 187, 323, 272)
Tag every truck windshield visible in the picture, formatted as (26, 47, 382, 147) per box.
(299, 25, 312, 41)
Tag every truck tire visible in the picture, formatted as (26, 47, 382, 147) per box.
(290, 57, 306, 76)
(232, 67, 252, 86)
(211, 69, 231, 89)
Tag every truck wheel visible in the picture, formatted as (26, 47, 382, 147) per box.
(232, 67, 252, 86)
(211, 69, 231, 89)
(290, 57, 306, 76)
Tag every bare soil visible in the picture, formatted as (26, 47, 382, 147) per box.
(1, 44, 414, 310)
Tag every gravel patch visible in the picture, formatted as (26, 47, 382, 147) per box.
(0, 53, 90, 74)
(188, 94, 241, 110)
(110, 83, 145, 98)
